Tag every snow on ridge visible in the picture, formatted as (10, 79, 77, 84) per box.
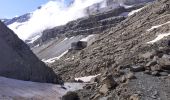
(80, 34, 95, 42)
(75, 74, 101, 82)
(128, 7, 144, 16)
(147, 21, 170, 31)
(147, 32, 170, 44)
(42, 50, 68, 63)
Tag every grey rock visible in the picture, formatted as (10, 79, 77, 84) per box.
(62, 91, 80, 100)
(146, 61, 157, 67)
(159, 72, 168, 76)
(103, 74, 117, 89)
(151, 71, 159, 76)
(0, 21, 62, 84)
(99, 84, 109, 94)
(130, 65, 145, 72)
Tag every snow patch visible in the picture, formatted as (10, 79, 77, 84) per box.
(147, 21, 170, 31)
(147, 32, 170, 44)
(0, 76, 85, 99)
(80, 35, 95, 42)
(128, 7, 144, 16)
(42, 50, 68, 63)
(27, 34, 41, 44)
(75, 74, 101, 82)
(120, 3, 133, 9)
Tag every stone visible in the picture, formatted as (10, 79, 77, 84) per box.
(62, 91, 80, 100)
(121, 75, 127, 83)
(126, 72, 136, 79)
(151, 71, 159, 76)
(103, 74, 117, 89)
(144, 70, 150, 75)
(150, 64, 162, 71)
(99, 84, 109, 94)
(146, 61, 157, 67)
(129, 94, 140, 100)
(130, 65, 145, 72)
(159, 72, 168, 76)
(158, 57, 170, 70)
(140, 51, 156, 59)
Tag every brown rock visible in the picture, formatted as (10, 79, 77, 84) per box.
(130, 65, 145, 72)
(129, 94, 140, 100)
(126, 72, 136, 79)
(146, 61, 157, 67)
(150, 64, 162, 71)
(103, 74, 117, 89)
(151, 71, 159, 76)
(99, 84, 109, 94)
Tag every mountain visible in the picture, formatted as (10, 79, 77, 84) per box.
(53, 0, 170, 99)
(0, 20, 63, 84)
(5, 0, 153, 42)
(27, 1, 151, 63)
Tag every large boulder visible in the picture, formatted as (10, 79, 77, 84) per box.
(0, 21, 63, 84)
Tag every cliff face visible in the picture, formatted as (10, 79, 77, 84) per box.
(0, 21, 63, 84)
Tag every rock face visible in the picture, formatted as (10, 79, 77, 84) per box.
(0, 21, 62, 84)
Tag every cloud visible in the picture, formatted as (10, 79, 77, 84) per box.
(8, 0, 105, 40)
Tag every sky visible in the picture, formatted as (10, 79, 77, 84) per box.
(0, 0, 72, 18)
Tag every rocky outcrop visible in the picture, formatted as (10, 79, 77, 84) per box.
(0, 21, 63, 84)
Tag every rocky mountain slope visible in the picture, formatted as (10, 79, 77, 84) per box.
(47, 0, 170, 99)
(0, 20, 62, 84)
(30, 2, 149, 62)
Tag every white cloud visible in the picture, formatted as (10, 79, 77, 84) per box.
(8, 0, 105, 40)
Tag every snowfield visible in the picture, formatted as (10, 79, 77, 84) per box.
(0, 76, 85, 100)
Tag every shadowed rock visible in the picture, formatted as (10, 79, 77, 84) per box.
(0, 21, 63, 84)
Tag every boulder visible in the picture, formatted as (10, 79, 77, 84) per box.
(130, 65, 145, 72)
(99, 84, 109, 94)
(157, 55, 170, 70)
(62, 91, 80, 100)
(103, 74, 117, 89)
(71, 41, 87, 50)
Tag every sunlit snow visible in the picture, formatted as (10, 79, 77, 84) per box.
(147, 21, 170, 31)
(75, 74, 101, 82)
(128, 7, 144, 16)
(80, 34, 95, 42)
(42, 50, 68, 63)
(147, 32, 170, 44)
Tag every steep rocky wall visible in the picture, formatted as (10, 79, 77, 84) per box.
(0, 21, 63, 84)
